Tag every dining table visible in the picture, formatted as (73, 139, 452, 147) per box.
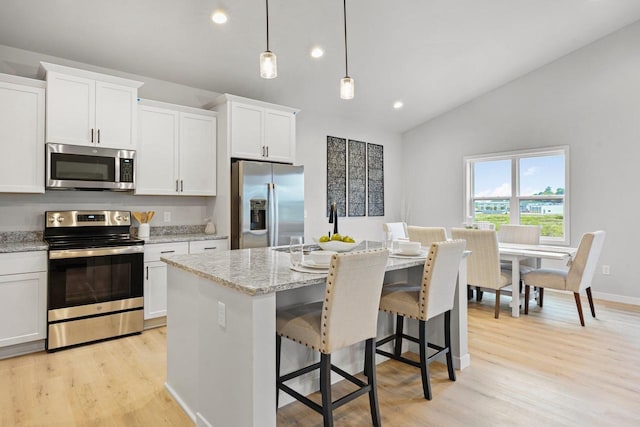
(499, 243, 577, 317)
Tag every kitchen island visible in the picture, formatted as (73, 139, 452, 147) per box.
(161, 242, 469, 427)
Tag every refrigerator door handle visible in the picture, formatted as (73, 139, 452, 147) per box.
(272, 183, 279, 246)
(267, 183, 275, 247)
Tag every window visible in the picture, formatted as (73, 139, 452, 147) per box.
(464, 146, 569, 244)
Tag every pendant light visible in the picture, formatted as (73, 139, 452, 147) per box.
(260, 0, 277, 79)
(340, 0, 354, 99)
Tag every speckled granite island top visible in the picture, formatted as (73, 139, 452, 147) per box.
(161, 241, 427, 296)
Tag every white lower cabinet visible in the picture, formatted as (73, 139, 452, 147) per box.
(0, 252, 47, 348)
(143, 239, 228, 322)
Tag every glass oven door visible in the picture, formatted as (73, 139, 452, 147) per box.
(48, 247, 144, 310)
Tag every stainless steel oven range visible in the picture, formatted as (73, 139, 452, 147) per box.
(44, 210, 144, 351)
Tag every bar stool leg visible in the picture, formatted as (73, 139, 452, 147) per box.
(418, 320, 432, 400)
(275, 334, 282, 408)
(394, 314, 404, 357)
(320, 353, 333, 427)
(365, 338, 381, 427)
(444, 311, 456, 381)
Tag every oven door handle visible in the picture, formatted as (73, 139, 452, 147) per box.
(49, 245, 144, 260)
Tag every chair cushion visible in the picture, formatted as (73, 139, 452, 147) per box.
(499, 269, 512, 286)
(276, 301, 323, 351)
(500, 262, 536, 275)
(379, 282, 421, 320)
(522, 268, 568, 291)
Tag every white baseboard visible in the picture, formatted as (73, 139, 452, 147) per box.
(0, 339, 45, 360)
(455, 353, 471, 370)
(196, 412, 213, 427)
(591, 291, 640, 306)
(165, 382, 196, 422)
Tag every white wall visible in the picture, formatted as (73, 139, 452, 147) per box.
(296, 110, 403, 243)
(402, 21, 640, 302)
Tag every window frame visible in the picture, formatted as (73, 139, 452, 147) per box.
(463, 146, 570, 245)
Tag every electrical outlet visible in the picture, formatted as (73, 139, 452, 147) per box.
(164, 211, 171, 222)
(218, 301, 226, 328)
(602, 265, 610, 275)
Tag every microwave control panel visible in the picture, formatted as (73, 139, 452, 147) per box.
(120, 158, 134, 183)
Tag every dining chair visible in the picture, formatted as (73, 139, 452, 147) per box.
(497, 224, 542, 301)
(522, 231, 606, 326)
(407, 226, 447, 247)
(276, 249, 389, 427)
(376, 240, 466, 400)
(474, 221, 495, 230)
(383, 222, 408, 240)
(450, 228, 512, 318)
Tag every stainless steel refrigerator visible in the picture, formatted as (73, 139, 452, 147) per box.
(231, 160, 304, 249)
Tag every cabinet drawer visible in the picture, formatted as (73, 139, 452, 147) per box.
(189, 239, 227, 254)
(0, 251, 47, 275)
(144, 242, 189, 262)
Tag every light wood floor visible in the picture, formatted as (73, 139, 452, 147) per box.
(1, 292, 639, 426)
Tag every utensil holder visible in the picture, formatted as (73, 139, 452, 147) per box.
(138, 223, 150, 240)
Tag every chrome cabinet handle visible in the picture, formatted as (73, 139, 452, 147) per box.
(160, 250, 175, 254)
(204, 247, 217, 250)
(91, 128, 94, 143)
(181, 180, 184, 192)
(176, 180, 179, 192)
(97, 129, 100, 143)
(266, 146, 269, 157)
(146, 266, 149, 280)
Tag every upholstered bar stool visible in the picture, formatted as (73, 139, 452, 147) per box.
(523, 231, 606, 326)
(376, 240, 466, 400)
(276, 249, 389, 427)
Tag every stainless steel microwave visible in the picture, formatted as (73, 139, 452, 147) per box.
(46, 143, 136, 191)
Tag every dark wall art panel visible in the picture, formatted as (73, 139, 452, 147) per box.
(326, 136, 347, 217)
(367, 143, 385, 216)
(347, 139, 366, 217)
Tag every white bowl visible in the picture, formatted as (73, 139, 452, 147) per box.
(313, 238, 360, 253)
(397, 240, 421, 255)
(307, 250, 337, 265)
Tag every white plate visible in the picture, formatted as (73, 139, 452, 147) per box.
(301, 260, 330, 269)
(393, 249, 426, 257)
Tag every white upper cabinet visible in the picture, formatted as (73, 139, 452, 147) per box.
(215, 94, 298, 163)
(137, 99, 216, 196)
(0, 74, 45, 193)
(39, 62, 143, 149)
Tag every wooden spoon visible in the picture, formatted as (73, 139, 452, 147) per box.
(146, 211, 155, 223)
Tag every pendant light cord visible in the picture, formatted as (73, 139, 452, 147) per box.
(343, 0, 349, 77)
(266, 0, 270, 51)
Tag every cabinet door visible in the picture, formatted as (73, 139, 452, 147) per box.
(144, 261, 167, 320)
(136, 105, 180, 195)
(46, 72, 95, 146)
(179, 112, 217, 196)
(0, 81, 45, 193)
(230, 102, 263, 160)
(95, 81, 137, 148)
(264, 109, 295, 163)
(0, 272, 47, 347)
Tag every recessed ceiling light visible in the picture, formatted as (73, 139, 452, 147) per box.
(310, 47, 324, 58)
(393, 101, 404, 109)
(211, 10, 228, 24)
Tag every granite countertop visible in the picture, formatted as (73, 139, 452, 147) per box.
(144, 233, 228, 244)
(161, 241, 427, 296)
(0, 231, 47, 253)
(0, 241, 49, 253)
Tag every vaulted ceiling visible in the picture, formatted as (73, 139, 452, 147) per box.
(2, 0, 640, 133)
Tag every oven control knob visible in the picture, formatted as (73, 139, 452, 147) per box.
(57, 217, 65, 222)
(48, 216, 55, 222)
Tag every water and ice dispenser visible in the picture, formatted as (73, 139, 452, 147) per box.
(250, 199, 266, 230)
